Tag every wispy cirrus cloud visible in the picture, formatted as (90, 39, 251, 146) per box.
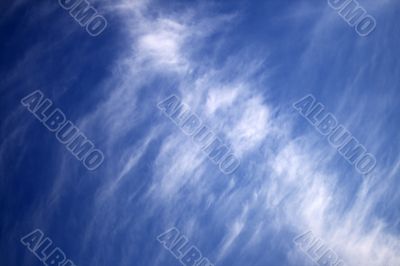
(73, 1, 400, 265)
(3, 0, 399, 266)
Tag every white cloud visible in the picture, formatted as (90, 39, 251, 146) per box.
(137, 18, 189, 72)
(67, 1, 400, 265)
(205, 86, 240, 115)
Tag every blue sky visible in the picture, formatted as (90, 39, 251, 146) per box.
(1, 0, 400, 265)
